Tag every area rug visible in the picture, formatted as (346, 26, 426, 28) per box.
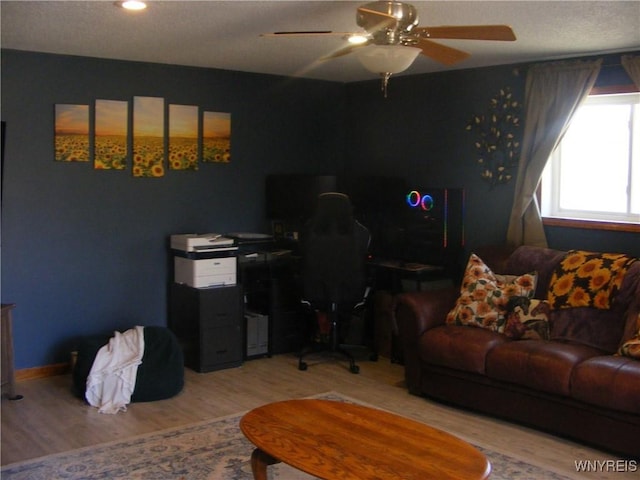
(2, 392, 571, 480)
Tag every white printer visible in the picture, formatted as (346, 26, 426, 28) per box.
(170, 233, 235, 252)
(171, 234, 238, 288)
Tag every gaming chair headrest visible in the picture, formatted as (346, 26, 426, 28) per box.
(310, 193, 354, 235)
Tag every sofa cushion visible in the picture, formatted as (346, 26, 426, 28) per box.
(548, 250, 637, 310)
(549, 260, 640, 354)
(571, 356, 640, 414)
(486, 341, 601, 396)
(446, 253, 537, 332)
(420, 325, 509, 375)
(549, 307, 628, 354)
(505, 246, 565, 299)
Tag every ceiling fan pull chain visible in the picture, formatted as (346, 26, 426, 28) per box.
(381, 72, 392, 98)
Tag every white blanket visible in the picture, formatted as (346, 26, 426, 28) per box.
(85, 326, 145, 414)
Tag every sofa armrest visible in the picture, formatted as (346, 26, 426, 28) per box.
(394, 287, 458, 394)
(395, 287, 458, 337)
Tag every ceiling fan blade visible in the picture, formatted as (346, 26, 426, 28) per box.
(320, 43, 369, 61)
(356, 6, 398, 32)
(357, 6, 396, 20)
(261, 31, 354, 38)
(415, 25, 516, 41)
(416, 38, 470, 65)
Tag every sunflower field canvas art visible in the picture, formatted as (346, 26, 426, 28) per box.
(55, 104, 89, 162)
(95, 99, 128, 170)
(169, 104, 198, 171)
(133, 96, 165, 177)
(203, 111, 231, 163)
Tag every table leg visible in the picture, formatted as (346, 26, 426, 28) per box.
(250, 448, 279, 480)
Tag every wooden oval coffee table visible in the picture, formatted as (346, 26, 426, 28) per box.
(240, 399, 490, 480)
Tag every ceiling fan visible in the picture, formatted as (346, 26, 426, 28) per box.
(263, 1, 516, 94)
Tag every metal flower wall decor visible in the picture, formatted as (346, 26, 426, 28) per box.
(466, 87, 522, 187)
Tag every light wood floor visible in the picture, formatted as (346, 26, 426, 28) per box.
(1, 353, 635, 479)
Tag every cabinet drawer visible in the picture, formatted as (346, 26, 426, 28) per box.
(199, 287, 241, 324)
(202, 309, 238, 328)
(200, 325, 242, 368)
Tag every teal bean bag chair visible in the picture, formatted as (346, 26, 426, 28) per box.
(72, 326, 184, 402)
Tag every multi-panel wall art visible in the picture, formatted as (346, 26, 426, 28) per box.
(54, 97, 231, 177)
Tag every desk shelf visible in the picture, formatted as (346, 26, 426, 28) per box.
(240, 256, 304, 358)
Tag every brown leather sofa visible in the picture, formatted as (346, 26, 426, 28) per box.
(394, 245, 640, 458)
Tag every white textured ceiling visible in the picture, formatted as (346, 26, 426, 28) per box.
(1, 1, 639, 82)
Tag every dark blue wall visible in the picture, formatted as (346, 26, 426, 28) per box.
(345, 57, 639, 256)
(1, 50, 346, 368)
(345, 64, 525, 253)
(2, 49, 638, 369)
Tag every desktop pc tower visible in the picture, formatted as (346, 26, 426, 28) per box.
(401, 187, 465, 267)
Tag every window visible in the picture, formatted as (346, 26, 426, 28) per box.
(541, 91, 640, 227)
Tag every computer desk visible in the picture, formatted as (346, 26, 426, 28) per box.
(367, 258, 447, 293)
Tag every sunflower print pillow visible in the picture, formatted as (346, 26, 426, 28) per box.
(547, 250, 636, 310)
(617, 313, 640, 359)
(446, 253, 537, 332)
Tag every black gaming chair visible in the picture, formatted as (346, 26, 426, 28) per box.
(298, 192, 372, 374)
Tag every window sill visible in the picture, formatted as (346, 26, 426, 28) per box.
(542, 217, 640, 233)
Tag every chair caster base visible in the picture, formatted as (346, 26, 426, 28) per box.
(298, 361, 308, 371)
(349, 364, 360, 374)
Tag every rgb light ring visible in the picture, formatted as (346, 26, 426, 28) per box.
(406, 190, 421, 207)
(420, 194, 434, 211)
(406, 190, 434, 211)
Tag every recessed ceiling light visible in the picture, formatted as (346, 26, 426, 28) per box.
(117, 1, 147, 11)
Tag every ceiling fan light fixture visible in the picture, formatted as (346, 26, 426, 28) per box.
(117, 1, 147, 11)
(357, 44, 420, 97)
(347, 34, 369, 45)
(356, 44, 420, 74)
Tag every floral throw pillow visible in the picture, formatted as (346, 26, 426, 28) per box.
(504, 298, 551, 340)
(617, 313, 640, 360)
(446, 253, 537, 332)
(548, 250, 636, 310)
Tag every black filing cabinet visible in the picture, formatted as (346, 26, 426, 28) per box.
(169, 283, 243, 372)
